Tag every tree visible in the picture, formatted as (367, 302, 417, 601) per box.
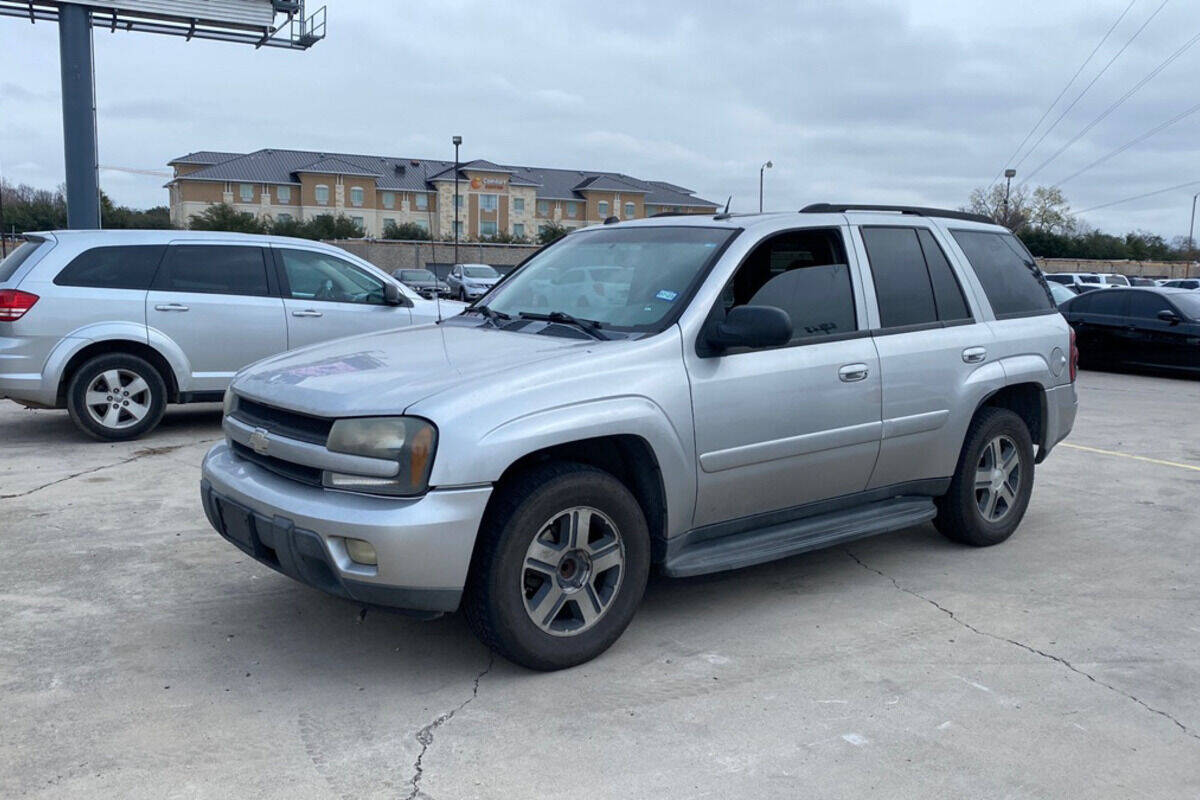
(382, 220, 432, 240)
(269, 216, 308, 238)
(537, 221, 568, 245)
(1026, 186, 1076, 235)
(964, 183, 1030, 232)
(189, 203, 265, 233)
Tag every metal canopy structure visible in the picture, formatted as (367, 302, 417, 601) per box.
(0, 0, 326, 228)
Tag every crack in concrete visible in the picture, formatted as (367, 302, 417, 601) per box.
(405, 652, 494, 800)
(844, 549, 1200, 743)
(1, 439, 218, 500)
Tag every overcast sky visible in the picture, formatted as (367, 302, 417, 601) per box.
(1, 0, 1198, 238)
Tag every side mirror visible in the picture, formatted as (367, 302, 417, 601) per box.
(383, 282, 407, 306)
(1157, 309, 1180, 325)
(705, 305, 793, 352)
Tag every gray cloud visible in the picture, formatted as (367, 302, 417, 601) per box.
(1, 0, 1197, 236)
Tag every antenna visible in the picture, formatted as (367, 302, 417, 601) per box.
(714, 195, 734, 220)
(724, 195, 732, 214)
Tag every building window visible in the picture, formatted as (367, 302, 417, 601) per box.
(480, 193, 498, 212)
(383, 217, 395, 230)
(382, 192, 394, 209)
(537, 200, 549, 216)
(625, 202, 635, 218)
(416, 193, 428, 210)
(479, 220, 498, 237)
(315, 184, 329, 205)
(414, 219, 429, 232)
(597, 201, 609, 217)
(351, 216, 365, 232)
(512, 223, 525, 238)
(350, 186, 365, 207)
(277, 212, 293, 223)
(239, 183, 253, 202)
(453, 221, 463, 237)
(565, 201, 579, 218)
(512, 197, 525, 214)
(277, 186, 291, 204)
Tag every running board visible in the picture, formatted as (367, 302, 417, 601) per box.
(662, 497, 937, 578)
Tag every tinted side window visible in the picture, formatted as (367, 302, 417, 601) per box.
(724, 228, 856, 343)
(54, 245, 164, 289)
(950, 230, 1054, 318)
(1128, 292, 1171, 320)
(917, 229, 971, 322)
(0, 239, 47, 282)
(277, 249, 385, 304)
(154, 245, 269, 296)
(1087, 291, 1129, 316)
(861, 227, 937, 328)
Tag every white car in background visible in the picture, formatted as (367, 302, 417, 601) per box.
(446, 263, 501, 301)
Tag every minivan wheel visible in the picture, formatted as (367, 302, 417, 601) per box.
(67, 353, 167, 441)
(935, 407, 1035, 547)
(463, 462, 651, 671)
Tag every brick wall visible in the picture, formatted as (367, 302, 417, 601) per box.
(327, 238, 540, 279)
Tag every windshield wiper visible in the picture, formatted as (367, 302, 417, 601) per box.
(468, 304, 512, 326)
(518, 311, 610, 340)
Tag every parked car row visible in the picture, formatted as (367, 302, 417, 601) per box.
(1058, 286, 1200, 375)
(0, 230, 463, 439)
(1045, 271, 1199, 295)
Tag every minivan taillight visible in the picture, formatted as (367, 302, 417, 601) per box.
(0, 289, 39, 321)
(1069, 327, 1078, 382)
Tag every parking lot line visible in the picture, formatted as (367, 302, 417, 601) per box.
(1060, 442, 1200, 472)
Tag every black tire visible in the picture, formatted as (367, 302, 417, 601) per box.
(935, 407, 1035, 547)
(458, 288, 467, 302)
(66, 353, 168, 441)
(463, 462, 651, 671)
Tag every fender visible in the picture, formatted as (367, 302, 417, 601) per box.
(42, 321, 189, 399)
(436, 395, 697, 540)
(995, 352, 1056, 389)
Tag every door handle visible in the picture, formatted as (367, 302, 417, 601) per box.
(291, 309, 323, 318)
(838, 363, 869, 382)
(962, 346, 987, 364)
(154, 303, 189, 312)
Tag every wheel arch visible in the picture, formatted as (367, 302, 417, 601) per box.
(56, 338, 180, 405)
(973, 382, 1047, 461)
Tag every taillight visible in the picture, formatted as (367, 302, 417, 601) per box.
(0, 289, 39, 321)
(1069, 327, 1078, 382)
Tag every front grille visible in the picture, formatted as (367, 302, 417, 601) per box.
(232, 397, 334, 445)
(231, 441, 324, 487)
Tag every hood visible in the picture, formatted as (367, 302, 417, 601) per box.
(232, 322, 591, 417)
(463, 276, 500, 286)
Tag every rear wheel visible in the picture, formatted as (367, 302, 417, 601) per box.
(66, 353, 167, 441)
(464, 462, 650, 670)
(935, 407, 1035, 547)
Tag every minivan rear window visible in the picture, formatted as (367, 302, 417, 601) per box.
(950, 230, 1054, 319)
(54, 245, 165, 289)
(0, 238, 46, 283)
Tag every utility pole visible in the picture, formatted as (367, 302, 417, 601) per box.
(59, 3, 101, 229)
(759, 160, 772, 213)
(452, 135, 462, 271)
(1189, 192, 1199, 253)
(1003, 168, 1016, 226)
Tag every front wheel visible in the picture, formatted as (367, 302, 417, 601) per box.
(935, 407, 1035, 546)
(463, 462, 650, 670)
(66, 353, 167, 441)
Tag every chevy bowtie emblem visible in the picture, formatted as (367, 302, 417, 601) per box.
(249, 427, 270, 455)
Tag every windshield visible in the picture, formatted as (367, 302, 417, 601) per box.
(463, 265, 498, 278)
(401, 270, 435, 281)
(1172, 293, 1200, 319)
(1049, 283, 1075, 303)
(480, 225, 736, 332)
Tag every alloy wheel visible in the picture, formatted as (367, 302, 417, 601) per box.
(84, 368, 153, 430)
(974, 434, 1021, 522)
(521, 506, 625, 636)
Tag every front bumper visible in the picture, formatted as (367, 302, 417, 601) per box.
(201, 441, 492, 614)
(1038, 382, 1078, 462)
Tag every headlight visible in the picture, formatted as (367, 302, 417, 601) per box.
(323, 416, 437, 496)
(223, 386, 237, 417)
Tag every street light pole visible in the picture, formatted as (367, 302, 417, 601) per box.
(452, 135, 462, 271)
(759, 160, 773, 213)
(1003, 168, 1016, 225)
(1189, 192, 1199, 253)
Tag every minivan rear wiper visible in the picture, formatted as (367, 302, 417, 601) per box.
(518, 311, 610, 340)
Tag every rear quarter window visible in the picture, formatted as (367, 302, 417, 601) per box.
(950, 230, 1054, 319)
(54, 245, 165, 289)
(0, 239, 47, 282)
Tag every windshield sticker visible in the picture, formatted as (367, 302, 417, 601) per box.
(655, 289, 678, 302)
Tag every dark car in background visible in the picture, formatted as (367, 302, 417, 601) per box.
(1160, 278, 1200, 291)
(1060, 287, 1200, 376)
(392, 268, 451, 299)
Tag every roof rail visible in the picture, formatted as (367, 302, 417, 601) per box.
(649, 210, 712, 218)
(800, 203, 993, 225)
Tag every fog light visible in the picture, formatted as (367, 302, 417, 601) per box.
(344, 538, 377, 566)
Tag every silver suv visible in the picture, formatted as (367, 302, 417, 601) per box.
(0, 230, 453, 440)
(201, 205, 1078, 670)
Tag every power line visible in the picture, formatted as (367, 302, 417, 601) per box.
(1056, 99, 1200, 186)
(1077, 177, 1200, 213)
(989, 0, 1136, 189)
(1012, 0, 1169, 178)
(1023, 26, 1200, 184)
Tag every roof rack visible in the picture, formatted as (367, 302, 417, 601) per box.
(649, 210, 713, 218)
(800, 203, 993, 225)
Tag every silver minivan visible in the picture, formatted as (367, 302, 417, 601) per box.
(0, 230, 457, 440)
